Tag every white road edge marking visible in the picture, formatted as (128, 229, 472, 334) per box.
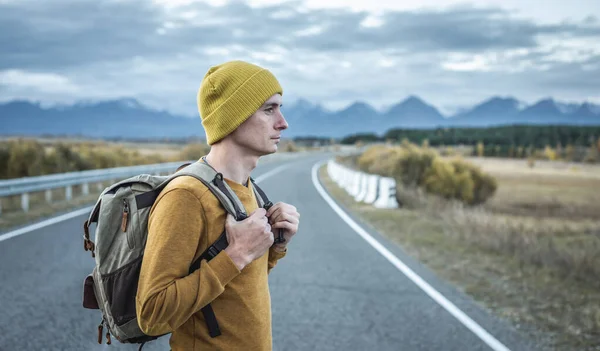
(254, 163, 292, 183)
(0, 206, 94, 243)
(311, 160, 511, 351)
(0, 162, 291, 244)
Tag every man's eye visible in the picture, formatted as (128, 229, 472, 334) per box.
(265, 108, 274, 113)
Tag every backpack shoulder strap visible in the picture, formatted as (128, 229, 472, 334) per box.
(172, 160, 248, 220)
(250, 177, 272, 210)
(175, 159, 249, 339)
(134, 160, 248, 221)
(189, 176, 273, 267)
(250, 177, 285, 244)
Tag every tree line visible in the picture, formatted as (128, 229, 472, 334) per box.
(342, 125, 599, 147)
(340, 125, 600, 162)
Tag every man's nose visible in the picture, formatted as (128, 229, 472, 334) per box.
(276, 112, 288, 130)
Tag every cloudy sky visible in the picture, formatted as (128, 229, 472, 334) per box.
(1, 0, 599, 117)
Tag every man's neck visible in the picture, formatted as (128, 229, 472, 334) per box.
(204, 144, 259, 185)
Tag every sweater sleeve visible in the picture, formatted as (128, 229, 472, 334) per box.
(267, 246, 287, 274)
(136, 188, 241, 336)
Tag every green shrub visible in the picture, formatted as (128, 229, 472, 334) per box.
(0, 139, 180, 179)
(179, 143, 210, 161)
(368, 152, 402, 177)
(86, 149, 119, 169)
(0, 145, 9, 179)
(283, 141, 299, 152)
(423, 158, 458, 199)
(454, 169, 476, 204)
(422, 158, 475, 204)
(352, 143, 498, 206)
(357, 145, 395, 173)
(6, 139, 46, 178)
(52, 143, 92, 171)
(396, 144, 437, 188)
(450, 158, 497, 205)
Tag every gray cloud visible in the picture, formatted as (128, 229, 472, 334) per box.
(532, 55, 600, 91)
(0, 0, 310, 70)
(0, 1, 163, 69)
(2, 0, 600, 70)
(0, 0, 599, 114)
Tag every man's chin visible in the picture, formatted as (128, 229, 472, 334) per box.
(254, 147, 277, 158)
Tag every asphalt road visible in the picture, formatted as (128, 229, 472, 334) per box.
(0, 152, 542, 351)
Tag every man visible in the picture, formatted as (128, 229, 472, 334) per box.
(136, 60, 300, 350)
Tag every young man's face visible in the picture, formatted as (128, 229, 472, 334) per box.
(229, 93, 288, 156)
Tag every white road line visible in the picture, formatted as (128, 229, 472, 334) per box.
(0, 206, 94, 243)
(254, 163, 292, 183)
(0, 162, 291, 244)
(311, 160, 511, 351)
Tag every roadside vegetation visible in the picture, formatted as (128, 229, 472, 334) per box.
(328, 141, 600, 350)
(0, 138, 210, 179)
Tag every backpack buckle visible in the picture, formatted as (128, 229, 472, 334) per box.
(207, 246, 219, 259)
(83, 236, 96, 257)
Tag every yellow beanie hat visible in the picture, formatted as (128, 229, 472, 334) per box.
(197, 60, 283, 145)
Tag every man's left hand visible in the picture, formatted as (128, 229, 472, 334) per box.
(266, 202, 300, 251)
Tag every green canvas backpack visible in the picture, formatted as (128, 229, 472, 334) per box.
(81, 157, 284, 348)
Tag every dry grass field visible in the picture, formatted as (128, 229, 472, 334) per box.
(454, 156, 600, 222)
(322, 153, 600, 351)
(111, 142, 184, 159)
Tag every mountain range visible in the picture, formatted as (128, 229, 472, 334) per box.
(1, 96, 599, 140)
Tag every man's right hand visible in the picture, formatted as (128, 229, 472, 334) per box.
(223, 208, 274, 270)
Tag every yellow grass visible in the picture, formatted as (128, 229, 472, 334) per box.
(445, 156, 600, 221)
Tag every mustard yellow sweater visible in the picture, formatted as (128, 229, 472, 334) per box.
(136, 165, 287, 350)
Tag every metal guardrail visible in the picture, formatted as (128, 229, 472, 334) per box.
(0, 160, 193, 215)
(0, 162, 187, 189)
(0, 161, 190, 197)
(0, 146, 355, 215)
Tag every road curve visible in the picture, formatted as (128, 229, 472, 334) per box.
(0, 152, 541, 351)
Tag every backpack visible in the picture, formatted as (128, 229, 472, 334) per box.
(81, 157, 282, 348)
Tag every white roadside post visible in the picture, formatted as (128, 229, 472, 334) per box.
(328, 160, 338, 183)
(363, 174, 380, 204)
(335, 163, 343, 184)
(332, 164, 340, 184)
(335, 166, 343, 186)
(373, 177, 398, 209)
(342, 167, 352, 189)
(355, 173, 369, 202)
(339, 167, 347, 190)
(21, 193, 29, 212)
(343, 170, 355, 194)
(336, 165, 344, 187)
(350, 171, 362, 197)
